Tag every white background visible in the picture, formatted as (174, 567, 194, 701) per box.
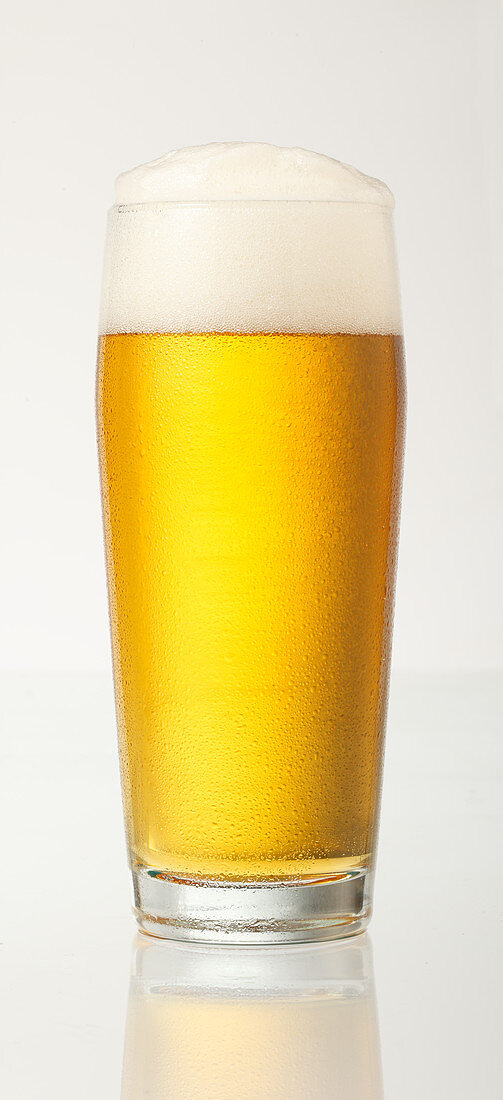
(2, 0, 502, 674)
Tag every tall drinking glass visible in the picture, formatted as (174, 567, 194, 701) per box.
(97, 145, 405, 942)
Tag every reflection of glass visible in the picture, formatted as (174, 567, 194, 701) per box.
(121, 934, 383, 1099)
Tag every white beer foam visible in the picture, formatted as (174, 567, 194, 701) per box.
(100, 143, 402, 335)
(114, 143, 394, 205)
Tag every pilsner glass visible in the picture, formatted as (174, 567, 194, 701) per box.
(97, 145, 405, 942)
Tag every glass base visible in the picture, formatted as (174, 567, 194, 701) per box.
(132, 866, 373, 944)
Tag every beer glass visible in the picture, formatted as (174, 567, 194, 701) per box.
(97, 145, 405, 942)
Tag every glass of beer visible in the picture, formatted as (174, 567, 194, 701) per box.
(97, 143, 405, 942)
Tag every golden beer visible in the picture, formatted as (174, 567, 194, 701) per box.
(98, 332, 404, 880)
(97, 142, 405, 940)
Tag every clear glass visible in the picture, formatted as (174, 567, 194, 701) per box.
(97, 199, 405, 942)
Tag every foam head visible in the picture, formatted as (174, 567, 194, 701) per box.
(100, 143, 401, 335)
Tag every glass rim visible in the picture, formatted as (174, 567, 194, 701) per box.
(110, 198, 394, 213)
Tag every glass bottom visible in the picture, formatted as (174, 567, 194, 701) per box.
(132, 865, 373, 944)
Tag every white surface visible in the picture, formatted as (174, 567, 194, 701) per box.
(1, 671, 501, 1097)
(2, 0, 502, 671)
